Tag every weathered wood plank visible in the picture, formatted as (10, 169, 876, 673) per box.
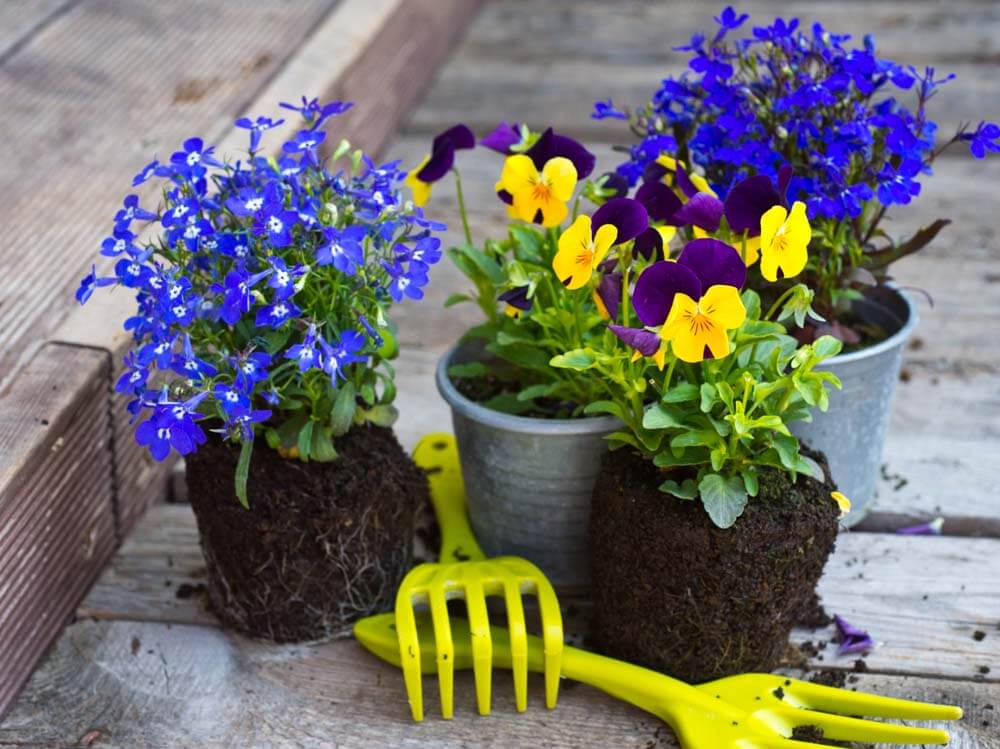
(0, 343, 116, 718)
(0, 0, 76, 61)
(0, 0, 343, 388)
(2, 617, 991, 748)
(405, 0, 1000, 143)
(79, 505, 1000, 683)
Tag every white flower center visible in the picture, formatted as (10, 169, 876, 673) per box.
(268, 216, 284, 233)
(246, 198, 263, 212)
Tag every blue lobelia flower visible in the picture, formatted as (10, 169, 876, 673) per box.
(255, 297, 301, 329)
(318, 330, 367, 385)
(221, 265, 271, 325)
(234, 115, 284, 152)
(317, 225, 366, 275)
(114, 195, 158, 231)
(962, 121, 1000, 159)
(136, 391, 208, 460)
(267, 256, 306, 300)
(170, 137, 222, 179)
(382, 258, 429, 302)
(253, 183, 299, 248)
(399, 235, 442, 274)
(282, 128, 327, 165)
(76, 264, 115, 304)
(229, 407, 273, 441)
(285, 324, 322, 373)
(100, 228, 138, 258)
(279, 97, 352, 127)
(592, 99, 628, 121)
(226, 187, 266, 218)
(171, 334, 218, 382)
(233, 351, 272, 392)
(115, 352, 149, 395)
(217, 232, 252, 261)
(132, 159, 169, 187)
(213, 383, 250, 416)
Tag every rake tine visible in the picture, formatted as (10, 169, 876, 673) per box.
(532, 574, 564, 710)
(771, 706, 950, 745)
(464, 580, 494, 715)
(784, 678, 964, 721)
(394, 591, 424, 722)
(502, 580, 529, 712)
(427, 584, 455, 719)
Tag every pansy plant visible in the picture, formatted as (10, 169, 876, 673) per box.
(598, 7, 1000, 345)
(77, 98, 446, 505)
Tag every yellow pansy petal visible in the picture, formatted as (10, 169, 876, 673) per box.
(759, 204, 789, 282)
(652, 344, 667, 370)
(785, 201, 811, 245)
(500, 154, 539, 195)
(831, 491, 852, 518)
(592, 223, 618, 265)
(777, 202, 810, 280)
(692, 225, 711, 240)
(655, 225, 676, 255)
(593, 289, 610, 319)
(541, 156, 578, 201)
(703, 323, 731, 360)
(689, 172, 717, 197)
(538, 197, 569, 227)
(700, 285, 746, 329)
(656, 154, 680, 172)
(504, 304, 522, 319)
(553, 215, 594, 289)
(669, 329, 709, 363)
(405, 155, 432, 206)
(738, 233, 761, 266)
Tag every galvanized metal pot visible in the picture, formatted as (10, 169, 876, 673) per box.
(436, 343, 619, 594)
(792, 287, 918, 525)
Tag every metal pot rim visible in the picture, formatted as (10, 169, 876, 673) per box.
(824, 286, 919, 365)
(436, 345, 621, 435)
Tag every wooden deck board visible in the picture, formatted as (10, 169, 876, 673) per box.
(79, 505, 1000, 683)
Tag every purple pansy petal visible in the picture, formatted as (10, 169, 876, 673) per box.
(498, 285, 532, 311)
(633, 226, 666, 261)
(609, 325, 660, 357)
(896, 517, 944, 535)
(635, 180, 683, 223)
(497, 188, 513, 205)
(778, 163, 794, 202)
(526, 128, 596, 178)
(417, 140, 456, 182)
(833, 615, 874, 655)
(600, 172, 630, 199)
(673, 192, 725, 232)
(642, 161, 668, 184)
(592, 197, 649, 244)
(724, 174, 781, 234)
(632, 260, 703, 327)
(674, 164, 700, 198)
(597, 273, 622, 320)
(432, 123, 476, 153)
(677, 238, 747, 290)
(480, 122, 521, 153)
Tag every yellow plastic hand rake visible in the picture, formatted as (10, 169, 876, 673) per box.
(355, 612, 962, 747)
(392, 433, 563, 722)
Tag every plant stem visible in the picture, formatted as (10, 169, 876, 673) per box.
(452, 168, 473, 246)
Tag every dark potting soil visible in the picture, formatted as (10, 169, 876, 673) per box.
(451, 372, 577, 419)
(185, 425, 429, 642)
(590, 448, 839, 684)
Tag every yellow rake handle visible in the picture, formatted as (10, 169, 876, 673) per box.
(413, 433, 486, 563)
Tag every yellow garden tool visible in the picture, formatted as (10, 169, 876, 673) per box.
(388, 433, 562, 722)
(355, 612, 961, 747)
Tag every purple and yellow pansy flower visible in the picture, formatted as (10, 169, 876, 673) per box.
(405, 124, 476, 206)
(500, 154, 578, 227)
(759, 200, 810, 282)
(498, 285, 532, 319)
(630, 239, 748, 364)
(552, 198, 648, 288)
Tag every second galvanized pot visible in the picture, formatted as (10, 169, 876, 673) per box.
(792, 287, 918, 525)
(436, 343, 618, 594)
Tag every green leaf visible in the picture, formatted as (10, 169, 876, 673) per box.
(297, 420, 314, 462)
(699, 383, 718, 413)
(234, 438, 253, 509)
(663, 383, 700, 403)
(642, 403, 685, 430)
(794, 377, 824, 407)
(698, 473, 748, 529)
(453, 244, 505, 284)
(444, 293, 473, 308)
(670, 429, 722, 450)
(653, 448, 709, 468)
(447, 361, 489, 379)
(264, 427, 281, 451)
(583, 400, 627, 420)
(482, 392, 535, 415)
(359, 382, 376, 406)
(310, 428, 338, 462)
(330, 382, 357, 437)
(812, 335, 843, 361)
(264, 327, 292, 355)
(549, 348, 597, 371)
(741, 466, 759, 497)
(509, 225, 545, 261)
(488, 342, 550, 371)
(365, 404, 399, 427)
(659, 478, 698, 500)
(517, 383, 556, 401)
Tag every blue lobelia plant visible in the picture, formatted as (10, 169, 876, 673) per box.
(596, 7, 1000, 343)
(77, 97, 447, 505)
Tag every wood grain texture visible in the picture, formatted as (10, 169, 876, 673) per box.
(2, 616, 993, 749)
(407, 0, 1000, 144)
(0, 344, 116, 718)
(78, 505, 1000, 683)
(0, 0, 343, 388)
(0, 0, 76, 61)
